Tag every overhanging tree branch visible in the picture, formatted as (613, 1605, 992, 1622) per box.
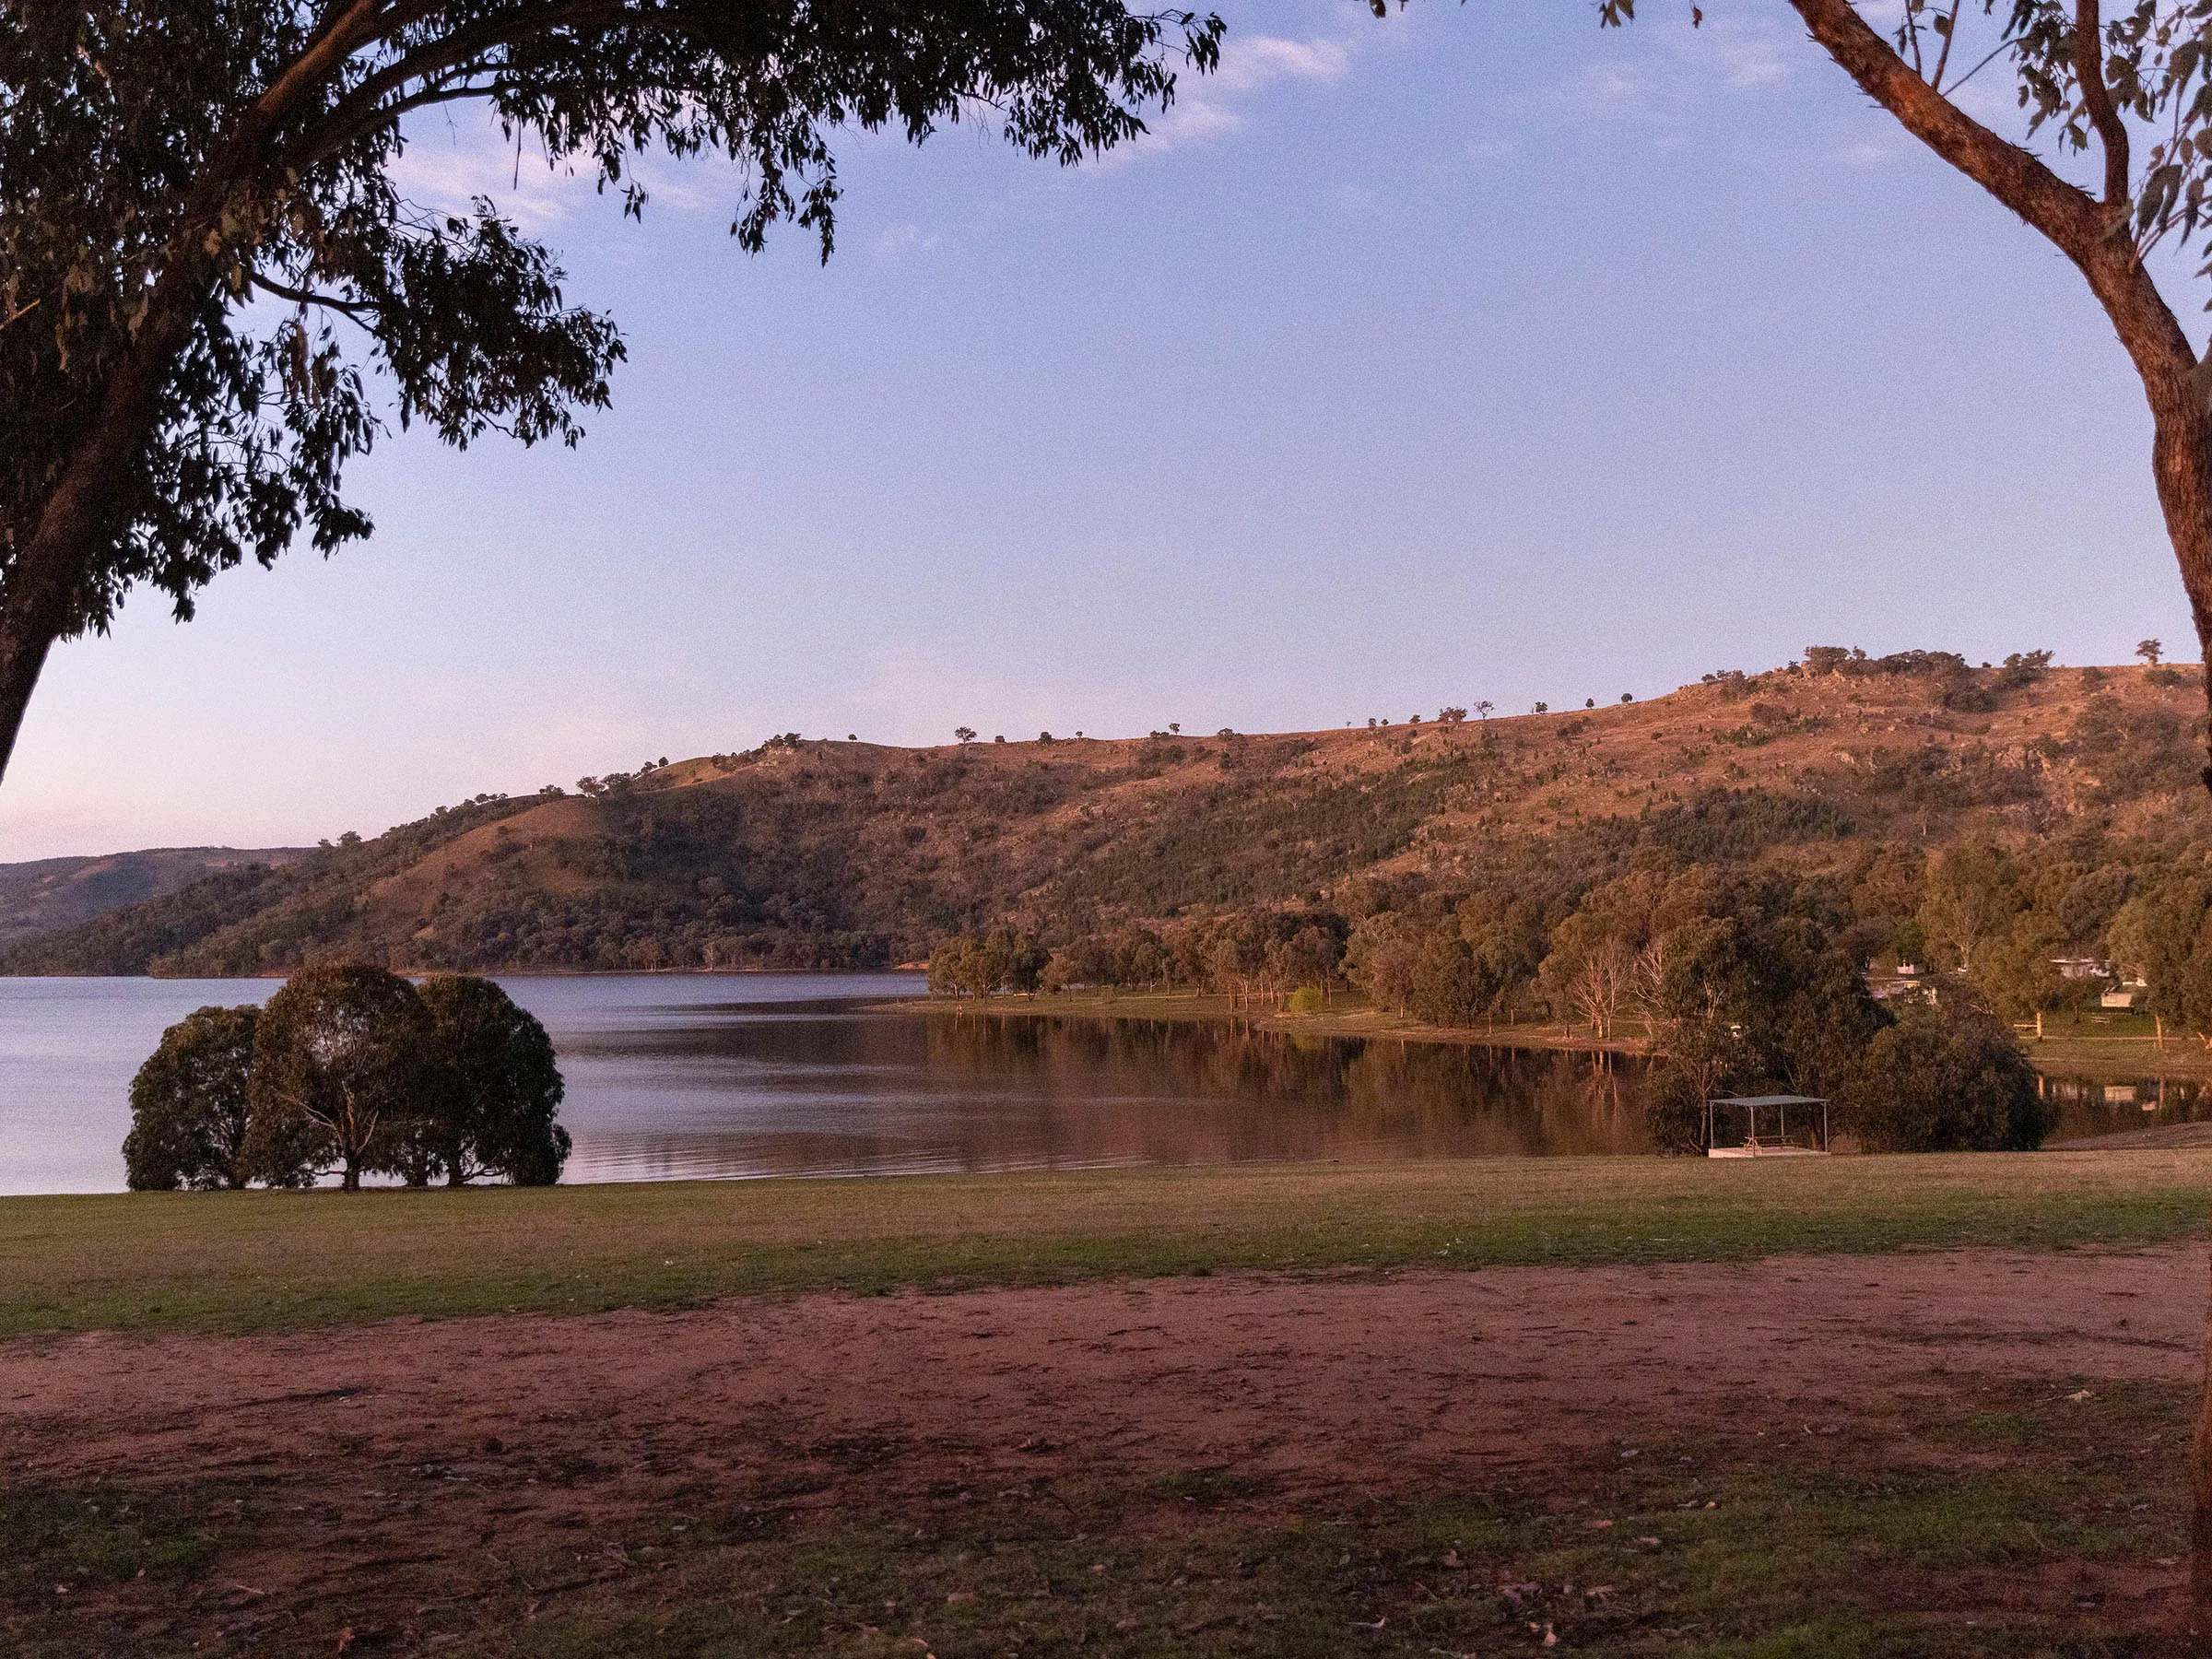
(248, 272, 385, 323)
(2072, 0, 2132, 207)
(1785, 0, 2109, 254)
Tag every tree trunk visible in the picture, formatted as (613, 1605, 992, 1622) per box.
(0, 626, 54, 783)
(0, 267, 206, 789)
(341, 1159, 360, 1193)
(2201, 1268, 2212, 1639)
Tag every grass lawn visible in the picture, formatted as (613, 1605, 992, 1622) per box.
(6, 1149, 2211, 1339)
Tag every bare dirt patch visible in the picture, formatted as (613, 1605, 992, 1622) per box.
(4, 1245, 2205, 1655)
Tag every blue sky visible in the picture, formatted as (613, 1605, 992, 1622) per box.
(0, 0, 2198, 860)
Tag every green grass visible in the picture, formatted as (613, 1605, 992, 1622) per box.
(0, 1483, 218, 1605)
(13, 1379, 2184, 1657)
(399, 1380, 2200, 1657)
(5, 1149, 2210, 1338)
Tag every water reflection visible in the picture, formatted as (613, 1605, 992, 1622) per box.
(2041, 1073, 2212, 1142)
(550, 1002, 1659, 1182)
(32, 972, 2185, 1194)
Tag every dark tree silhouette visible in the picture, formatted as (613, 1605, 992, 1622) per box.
(124, 1004, 265, 1190)
(244, 961, 435, 1190)
(416, 972, 570, 1184)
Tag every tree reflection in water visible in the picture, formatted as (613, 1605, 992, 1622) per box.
(559, 1007, 1669, 1181)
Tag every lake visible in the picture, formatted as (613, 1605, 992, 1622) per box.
(0, 974, 2195, 1194)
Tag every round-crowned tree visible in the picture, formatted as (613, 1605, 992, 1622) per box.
(1846, 1002, 2053, 1153)
(416, 975, 570, 1186)
(124, 1005, 267, 1190)
(244, 963, 436, 1191)
(1408, 932, 1482, 1027)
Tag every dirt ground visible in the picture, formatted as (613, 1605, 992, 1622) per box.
(6, 1245, 2207, 1654)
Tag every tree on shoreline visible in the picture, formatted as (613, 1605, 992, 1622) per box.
(123, 1004, 265, 1190)
(244, 961, 436, 1191)
(0, 1, 1222, 784)
(416, 973, 570, 1185)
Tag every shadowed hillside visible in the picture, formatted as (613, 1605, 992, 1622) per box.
(0, 845, 310, 950)
(6, 653, 2206, 976)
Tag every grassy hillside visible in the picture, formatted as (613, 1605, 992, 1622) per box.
(5, 653, 2206, 975)
(0, 844, 310, 950)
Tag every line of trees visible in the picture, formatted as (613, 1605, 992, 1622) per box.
(123, 965, 568, 1193)
(929, 840, 2082, 1152)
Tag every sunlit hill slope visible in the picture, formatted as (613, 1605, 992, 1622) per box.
(4, 654, 2204, 976)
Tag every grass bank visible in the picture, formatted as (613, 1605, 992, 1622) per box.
(6, 1150, 2210, 1340)
(886, 987, 1648, 1056)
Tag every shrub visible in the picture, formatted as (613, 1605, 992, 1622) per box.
(1286, 985, 1324, 1016)
(124, 1005, 265, 1190)
(1642, 1064, 1709, 1156)
(1845, 1003, 2052, 1152)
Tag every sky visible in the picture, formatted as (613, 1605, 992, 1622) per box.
(1, 0, 2202, 861)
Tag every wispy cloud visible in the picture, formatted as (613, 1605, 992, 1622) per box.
(388, 112, 713, 226)
(873, 221, 945, 263)
(1543, 9, 1805, 132)
(388, 126, 581, 228)
(1115, 30, 1357, 160)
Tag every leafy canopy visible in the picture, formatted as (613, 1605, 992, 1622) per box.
(123, 1003, 263, 1190)
(0, 1, 1222, 642)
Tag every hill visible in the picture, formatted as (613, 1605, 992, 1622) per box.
(0, 845, 311, 952)
(4, 652, 2206, 977)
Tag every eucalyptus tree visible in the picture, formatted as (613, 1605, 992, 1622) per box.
(1586, 0, 2212, 1615)
(244, 960, 437, 1190)
(0, 0, 1221, 780)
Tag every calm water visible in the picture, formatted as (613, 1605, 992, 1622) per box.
(0, 974, 2192, 1194)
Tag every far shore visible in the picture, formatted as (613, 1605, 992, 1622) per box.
(884, 987, 2212, 1084)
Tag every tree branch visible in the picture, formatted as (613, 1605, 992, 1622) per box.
(299, 0, 638, 169)
(1784, 0, 2107, 258)
(248, 272, 385, 323)
(1928, 0, 1965, 91)
(256, 0, 392, 128)
(292, 80, 495, 171)
(2072, 0, 2131, 206)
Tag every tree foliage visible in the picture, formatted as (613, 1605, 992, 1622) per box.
(123, 1004, 264, 1190)
(1845, 1002, 2054, 1152)
(0, 0, 1222, 778)
(416, 972, 571, 1184)
(243, 960, 436, 1189)
(126, 964, 574, 1191)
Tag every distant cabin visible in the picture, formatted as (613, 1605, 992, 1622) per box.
(1865, 964, 1931, 1003)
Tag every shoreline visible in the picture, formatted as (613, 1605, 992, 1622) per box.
(877, 988, 1649, 1058)
(882, 988, 2212, 1083)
